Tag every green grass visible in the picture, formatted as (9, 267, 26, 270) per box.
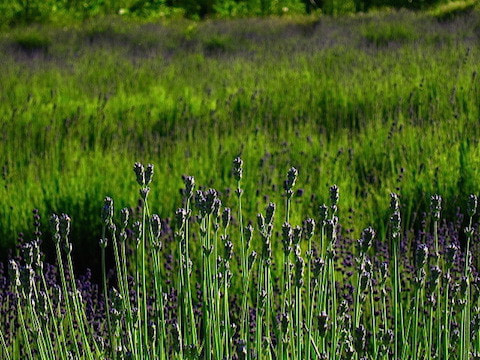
(0, 11, 480, 264)
(13, 30, 51, 51)
(362, 21, 417, 45)
(429, 0, 478, 20)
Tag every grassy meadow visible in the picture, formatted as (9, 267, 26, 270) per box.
(1, 10, 480, 264)
(2, 6, 480, 360)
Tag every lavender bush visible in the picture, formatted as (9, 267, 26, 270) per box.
(1, 159, 480, 359)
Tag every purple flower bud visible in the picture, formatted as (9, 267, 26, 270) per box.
(359, 271, 371, 292)
(59, 213, 71, 239)
(212, 197, 222, 219)
(195, 190, 206, 215)
(354, 324, 366, 353)
(133, 162, 145, 186)
(133, 221, 142, 245)
(232, 157, 243, 181)
(284, 167, 298, 193)
(415, 243, 428, 269)
(358, 226, 375, 254)
(282, 222, 292, 255)
(303, 218, 315, 240)
(224, 240, 233, 262)
(428, 265, 441, 288)
(430, 194, 442, 221)
(318, 204, 328, 222)
(120, 208, 129, 230)
(101, 196, 114, 226)
(445, 243, 458, 268)
(380, 261, 389, 282)
(184, 176, 195, 199)
(205, 189, 218, 215)
(222, 208, 231, 229)
(317, 311, 329, 337)
(144, 164, 154, 185)
(329, 185, 339, 207)
(294, 254, 304, 287)
(292, 225, 302, 246)
(151, 214, 162, 241)
(265, 202, 275, 225)
(8, 260, 20, 289)
(175, 208, 187, 230)
(257, 213, 265, 231)
(467, 194, 478, 217)
(280, 312, 290, 334)
(50, 214, 60, 243)
(312, 257, 325, 278)
(390, 193, 400, 212)
(390, 211, 401, 235)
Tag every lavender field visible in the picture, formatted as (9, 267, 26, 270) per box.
(1, 5, 480, 359)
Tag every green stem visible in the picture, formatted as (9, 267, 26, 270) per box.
(17, 298, 34, 360)
(444, 269, 450, 360)
(55, 242, 82, 358)
(101, 242, 114, 359)
(141, 199, 148, 355)
(40, 272, 67, 360)
(0, 326, 11, 360)
(370, 283, 377, 358)
(237, 182, 248, 345)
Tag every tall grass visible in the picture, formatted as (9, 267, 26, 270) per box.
(1, 12, 480, 266)
(2, 159, 480, 359)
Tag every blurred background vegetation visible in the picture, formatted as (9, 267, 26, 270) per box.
(1, 1, 480, 271)
(0, 0, 477, 25)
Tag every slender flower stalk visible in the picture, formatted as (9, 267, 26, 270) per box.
(304, 218, 315, 360)
(443, 243, 457, 360)
(149, 213, 167, 359)
(50, 215, 83, 359)
(118, 208, 136, 355)
(460, 194, 476, 360)
(233, 157, 249, 346)
(133, 219, 144, 359)
(389, 193, 403, 360)
(100, 196, 116, 357)
(182, 176, 197, 350)
(327, 184, 339, 360)
(4, 162, 480, 360)
(430, 194, 442, 358)
(412, 243, 428, 360)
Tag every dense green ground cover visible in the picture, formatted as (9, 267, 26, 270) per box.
(1, 0, 474, 25)
(1, 10, 480, 265)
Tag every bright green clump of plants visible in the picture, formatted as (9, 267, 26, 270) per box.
(1, 12, 480, 260)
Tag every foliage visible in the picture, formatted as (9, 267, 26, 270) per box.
(0, 0, 473, 25)
(429, 0, 478, 20)
(203, 35, 234, 52)
(13, 29, 51, 51)
(362, 21, 417, 45)
(2, 162, 480, 359)
(1, 12, 480, 266)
